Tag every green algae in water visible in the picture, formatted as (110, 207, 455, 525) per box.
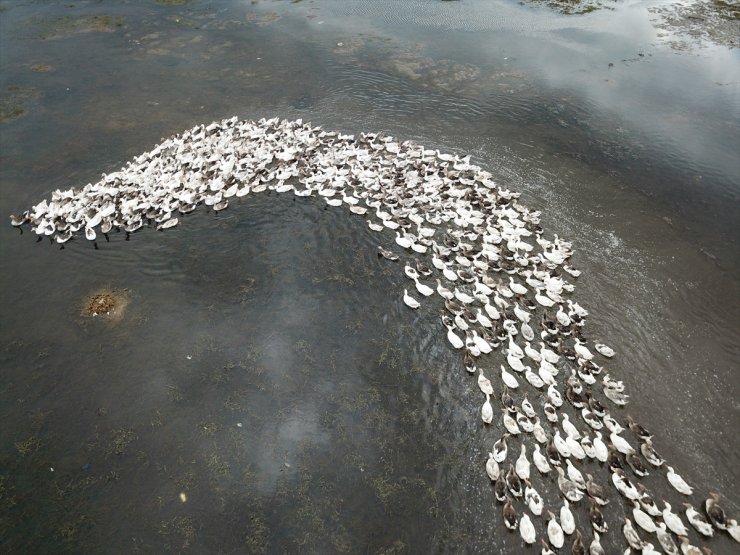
(33, 15, 124, 40)
(0, 86, 37, 123)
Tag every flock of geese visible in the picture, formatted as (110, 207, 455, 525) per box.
(10, 117, 738, 554)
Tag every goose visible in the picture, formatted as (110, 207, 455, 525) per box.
(603, 386, 629, 406)
(666, 466, 693, 495)
(625, 416, 652, 440)
(484, 302, 500, 320)
(476, 309, 493, 328)
(508, 277, 528, 296)
(446, 327, 464, 349)
(502, 410, 521, 435)
(560, 499, 576, 534)
(524, 480, 543, 516)
(532, 445, 551, 474)
(571, 529, 585, 555)
(493, 433, 509, 463)
(553, 431, 571, 459)
(443, 266, 458, 281)
(562, 414, 581, 439)
(705, 492, 728, 530)
(533, 417, 548, 444)
(543, 401, 559, 424)
(494, 473, 507, 503)
(540, 539, 557, 555)
(580, 435, 596, 459)
(592, 432, 608, 462)
(603, 414, 623, 434)
(517, 411, 534, 433)
(472, 330, 492, 354)
(436, 279, 454, 300)
(454, 288, 475, 304)
(547, 384, 563, 407)
(585, 474, 609, 505)
(540, 343, 560, 364)
(610, 431, 635, 455)
(581, 408, 602, 431)
(555, 305, 571, 327)
(513, 304, 531, 323)
(507, 351, 526, 372)
(525, 341, 542, 362)
(395, 231, 412, 249)
(611, 468, 639, 500)
(413, 277, 434, 297)
(404, 264, 420, 280)
(640, 439, 665, 467)
(727, 519, 740, 543)
(521, 395, 536, 418)
(524, 367, 545, 389)
(485, 452, 500, 481)
(535, 288, 555, 307)
(503, 497, 518, 530)
(589, 499, 608, 533)
(640, 542, 661, 555)
(632, 500, 657, 533)
(515, 445, 530, 480)
(678, 536, 703, 555)
(508, 336, 525, 358)
(602, 373, 625, 392)
(501, 386, 516, 412)
(623, 518, 643, 550)
(477, 371, 494, 395)
(589, 532, 605, 555)
(556, 467, 584, 502)
(573, 338, 594, 360)
(625, 452, 649, 477)
(403, 289, 420, 309)
(546, 511, 565, 548)
(500, 365, 520, 389)
(594, 343, 615, 358)
(565, 459, 586, 489)
(655, 523, 679, 555)
(636, 485, 661, 516)
(454, 313, 469, 331)
(519, 513, 536, 544)
(684, 503, 713, 537)
(481, 394, 494, 424)
(506, 464, 523, 498)
(377, 246, 399, 261)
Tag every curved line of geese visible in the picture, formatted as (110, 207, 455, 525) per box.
(10, 117, 739, 554)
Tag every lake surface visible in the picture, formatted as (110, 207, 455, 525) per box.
(1, 1, 738, 553)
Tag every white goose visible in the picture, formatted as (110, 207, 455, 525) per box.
(560, 499, 576, 534)
(481, 394, 493, 424)
(485, 452, 500, 481)
(500, 365, 520, 389)
(632, 500, 657, 533)
(532, 445, 551, 474)
(515, 445, 530, 480)
(519, 513, 536, 545)
(546, 511, 564, 549)
(413, 277, 434, 297)
(666, 466, 693, 495)
(403, 289, 420, 309)
(446, 327, 463, 349)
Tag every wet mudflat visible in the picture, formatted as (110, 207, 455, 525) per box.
(0, 1, 738, 553)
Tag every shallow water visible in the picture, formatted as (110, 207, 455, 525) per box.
(1, 1, 738, 553)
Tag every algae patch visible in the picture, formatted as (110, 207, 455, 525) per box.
(650, 0, 740, 49)
(0, 86, 38, 123)
(32, 15, 124, 40)
(81, 288, 130, 321)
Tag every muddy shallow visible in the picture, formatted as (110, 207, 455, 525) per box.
(0, 1, 738, 553)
